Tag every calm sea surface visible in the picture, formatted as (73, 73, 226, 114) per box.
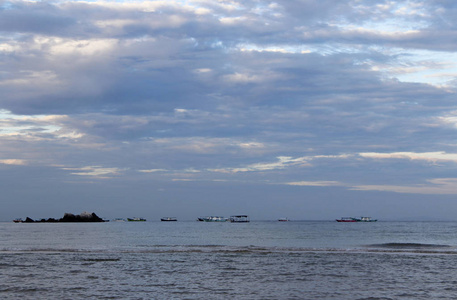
(2, 220, 457, 299)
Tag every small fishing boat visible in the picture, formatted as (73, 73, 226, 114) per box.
(336, 217, 378, 222)
(197, 216, 228, 222)
(278, 218, 289, 222)
(229, 215, 250, 223)
(161, 217, 177, 222)
(336, 217, 358, 222)
(359, 216, 377, 222)
(127, 217, 146, 222)
(13, 218, 23, 223)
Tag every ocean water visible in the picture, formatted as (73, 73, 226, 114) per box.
(2, 220, 457, 299)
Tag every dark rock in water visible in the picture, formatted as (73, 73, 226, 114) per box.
(60, 212, 104, 222)
(37, 218, 58, 223)
(20, 212, 105, 223)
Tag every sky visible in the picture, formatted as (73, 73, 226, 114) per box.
(2, 0, 457, 221)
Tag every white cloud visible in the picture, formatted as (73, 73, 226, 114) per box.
(286, 181, 342, 187)
(138, 169, 167, 173)
(382, 50, 457, 86)
(222, 70, 284, 85)
(0, 42, 19, 53)
(62, 166, 121, 177)
(0, 159, 27, 166)
(351, 178, 457, 195)
(219, 16, 247, 25)
(148, 137, 266, 154)
(0, 111, 86, 141)
(239, 44, 312, 54)
(47, 38, 118, 56)
(359, 151, 457, 163)
(210, 156, 310, 173)
(210, 154, 351, 173)
(0, 113, 59, 135)
(286, 177, 457, 195)
(55, 131, 84, 139)
(222, 72, 264, 84)
(438, 114, 457, 128)
(193, 68, 212, 73)
(237, 142, 264, 149)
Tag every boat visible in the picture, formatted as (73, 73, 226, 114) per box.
(359, 216, 377, 222)
(127, 217, 146, 222)
(278, 218, 289, 222)
(112, 218, 126, 222)
(336, 217, 377, 222)
(336, 217, 359, 222)
(13, 218, 23, 223)
(161, 217, 177, 222)
(229, 215, 250, 223)
(197, 216, 228, 222)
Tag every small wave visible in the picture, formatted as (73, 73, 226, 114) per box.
(0, 248, 104, 253)
(2, 244, 457, 255)
(81, 258, 120, 262)
(367, 243, 452, 249)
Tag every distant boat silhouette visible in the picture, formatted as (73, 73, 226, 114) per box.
(127, 217, 146, 222)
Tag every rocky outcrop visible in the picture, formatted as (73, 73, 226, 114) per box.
(19, 212, 106, 223)
(60, 212, 104, 222)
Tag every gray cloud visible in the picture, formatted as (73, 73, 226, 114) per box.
(2, 0, 457, 220)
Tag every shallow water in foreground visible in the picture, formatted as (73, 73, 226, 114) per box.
(2, 221, 457, 299)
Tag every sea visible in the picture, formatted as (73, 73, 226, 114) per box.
(2, 220, 457, 299)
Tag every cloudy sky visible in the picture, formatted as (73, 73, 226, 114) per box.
(2, 0, 457, 221)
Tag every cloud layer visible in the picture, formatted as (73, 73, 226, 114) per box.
(3, 0, 457, 220)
